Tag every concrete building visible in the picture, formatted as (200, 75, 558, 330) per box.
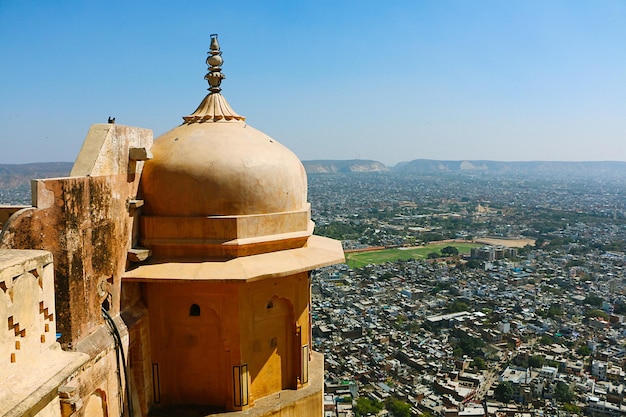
(0, 35, 344, 417)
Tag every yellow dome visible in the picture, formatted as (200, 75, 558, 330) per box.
(141, 35, 307, 217)
(141, 120, 307, 216)
(138, 35, 313, 260)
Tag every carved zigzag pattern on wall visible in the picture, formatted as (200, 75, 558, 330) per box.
(7, 316, 25, 337)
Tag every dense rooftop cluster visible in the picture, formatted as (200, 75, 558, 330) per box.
(310, 172, 626, 417)
(309, 172, 626, 251)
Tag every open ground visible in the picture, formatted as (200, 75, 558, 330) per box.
(345, 242, 482, 268)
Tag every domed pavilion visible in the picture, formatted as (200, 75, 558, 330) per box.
(122, 35, 344, 416)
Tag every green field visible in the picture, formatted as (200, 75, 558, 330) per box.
(345, 242, 481, 268)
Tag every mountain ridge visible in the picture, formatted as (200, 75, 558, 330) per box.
(3, 160, 626, 190)
(0, 162, 74, 190)
(303, 159, 388, 173)
(304, 159, 626, 176)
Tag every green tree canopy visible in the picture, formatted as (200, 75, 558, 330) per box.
(472, 357, 486, 370)
(464, 259, 482, 269)
(385, 398, 411, 417)
(528, 355, 545, 368)
(441, 245, 459, 256)
(562, 403, 581, 413)
(584, 294, 603, 307)
(547, 304, 563, 318)
(494, 381, 514, 402)
(354, 397, 383, 417)
(420, 232, 445, 242)
(447, 300, 469, 313)
(586, 309, 609, 320)
(453, 334, 485, 357)
(540, 335, 554, 345)
(577, 345, 591, 356)
(554, 381, 574, 403)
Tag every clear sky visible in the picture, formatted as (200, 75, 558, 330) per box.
(1, 1, 625, 166)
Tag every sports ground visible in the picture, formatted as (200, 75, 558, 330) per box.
(345, 242, 481, 268)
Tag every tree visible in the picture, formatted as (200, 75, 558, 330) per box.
(464, 259, 482, 269)
(539, 335, 554, 345)
(473, 357, 486, 370)
(547, 304, 563, 318)
(585, 309, 609, 320)
(447, 300, 469, 313)
(577, 344, 591, 357)
(441, 245, 459, 256)
(562, 403, 581, 414)
(385, 397, 411, 417)
(354, 397, 383, 417)
(494, 381, 514, 402)
(420, 232, 445, 242)
(554, 381, 574, 403)
(584, 294, 603, 307)
(512, 354, 528, 368)
(454, 334, 485, 357)
(427, 252, 440, 259)
(528, 355, 545, 369)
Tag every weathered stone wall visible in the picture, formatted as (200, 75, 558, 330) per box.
(0, 206, 29, 230)
(0, 249, 88, 417)
(1, 174, 134, 346)
(121, 299, 153, 416)
(0, 124, 152, 417)
(0, 124, 152, 348)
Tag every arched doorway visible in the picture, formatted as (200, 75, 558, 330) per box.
(153, 294, 226, 409)
(250, 296, 294, 398)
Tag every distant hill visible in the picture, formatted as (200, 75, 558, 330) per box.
(0, 162, 74, 190)
(3, 160, 626, 187)
(392, 159, 626, 177)
(303, 159, 626, 177)
(303, 160, 388, 173)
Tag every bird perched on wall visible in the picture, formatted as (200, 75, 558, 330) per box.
(108, 117, 116, 124)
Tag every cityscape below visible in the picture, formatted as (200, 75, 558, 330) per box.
(2, 161, 626, 416)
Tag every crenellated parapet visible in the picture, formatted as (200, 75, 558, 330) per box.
(0, 249, 87, 417)
(1, 250, 56, 368)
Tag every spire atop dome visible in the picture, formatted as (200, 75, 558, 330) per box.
(205, 34, 225, 94)
(183, 34, 245, 124)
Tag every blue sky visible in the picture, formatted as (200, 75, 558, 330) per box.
(1, 1, 625, 165)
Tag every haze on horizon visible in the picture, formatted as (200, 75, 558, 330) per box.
(1, 1, 625, 166)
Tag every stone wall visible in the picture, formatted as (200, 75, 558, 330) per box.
(0, 249, 87, 417)
(0, 124, 152, 347)
(0, 124, 153, 417)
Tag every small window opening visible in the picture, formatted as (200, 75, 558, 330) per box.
(189, 304, 201, 316)
(266, 300, 274, 309)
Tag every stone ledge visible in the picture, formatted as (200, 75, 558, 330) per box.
(123, 236, 345, 283)
(0, 249, 52, 282)
(0, 343, 88, 417)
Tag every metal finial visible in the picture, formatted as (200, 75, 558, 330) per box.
(205, 34, 225, 93)
(183, 35, 245, 123)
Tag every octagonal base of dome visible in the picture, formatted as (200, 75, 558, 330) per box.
(124, 235, 345, 283)
(140, 208, 314, 260)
